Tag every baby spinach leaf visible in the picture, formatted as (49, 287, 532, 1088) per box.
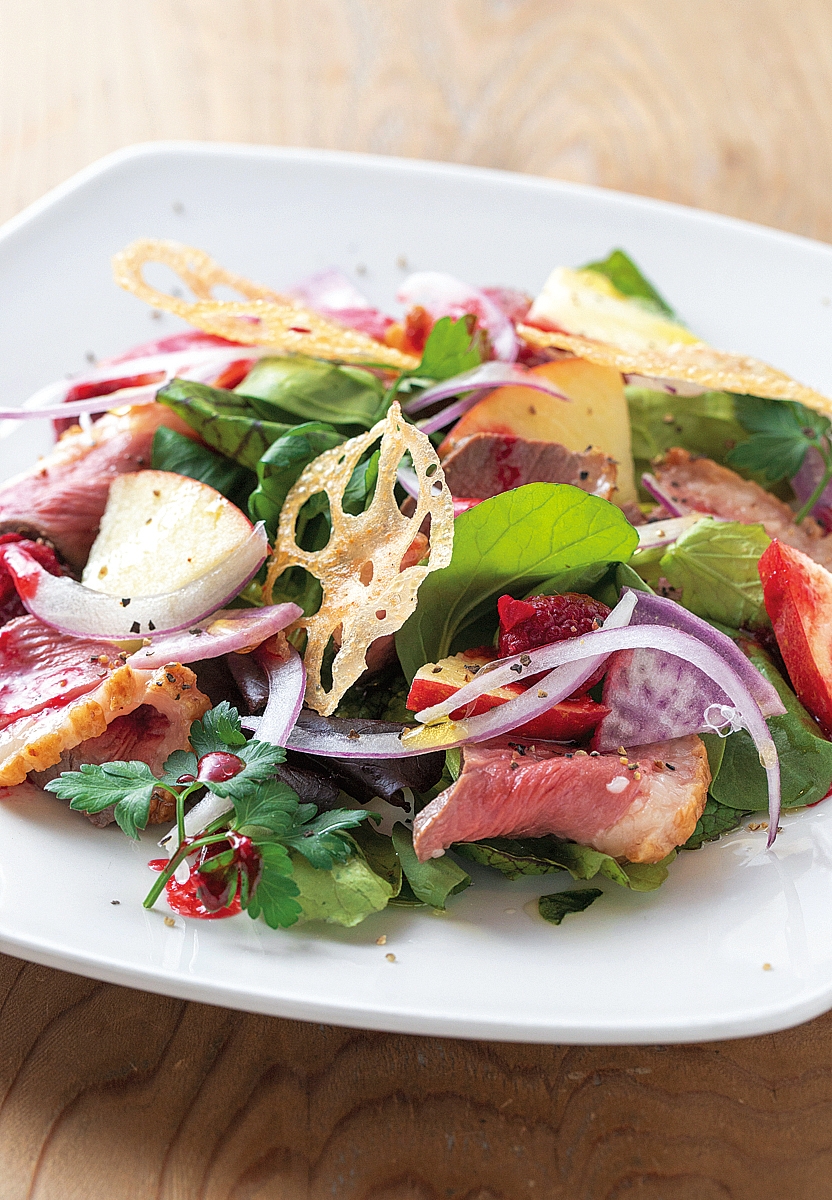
(391, 823, 470, 908)
(626, 388, 749, 492)
(658, 518, 771, 631)
(538, 888, 603, 924)
(248, 421, 345, 538)
(157, 379, 293, 469)
(151, 426, 256, 511)
(395, 483, 639, 680)
(289, 843, 395, 926)
(583, 249, 676, 317)
(707, 643, 832, 811)
(455, 835, 673, 892)
(237, 356, 384, 429)
(683, 798, 752, 850)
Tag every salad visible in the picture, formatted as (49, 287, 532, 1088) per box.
(0, 238, 831, 930)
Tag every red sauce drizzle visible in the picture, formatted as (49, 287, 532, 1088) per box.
(148, 859, 241, 920)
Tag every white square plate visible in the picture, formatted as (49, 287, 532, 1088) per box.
(1, 142, 832, 1044)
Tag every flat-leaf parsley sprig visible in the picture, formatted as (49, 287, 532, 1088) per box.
(45, 701, 372, 928)
(727, 395, 832, 523)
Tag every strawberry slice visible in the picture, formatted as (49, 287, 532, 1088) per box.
(406, 648, 608, 742)
(759, 539, 832, 734)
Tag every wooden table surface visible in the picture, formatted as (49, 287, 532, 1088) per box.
(2, 1, 832, 1196)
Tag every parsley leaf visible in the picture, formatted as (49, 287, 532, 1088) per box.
(231, 779, 304, 838)
(45, 761, 166, 839)
(727, 396, 831, 483)
(244, 842, 301, 928)
(283, 808, 372, 870)
(188, 701, 248, 757)
(158, 749, 198, 787)
(202, 738, 286, 800)
(415, 316, 483, 382)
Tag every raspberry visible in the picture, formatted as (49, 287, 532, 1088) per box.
(497, 592, 611, 692)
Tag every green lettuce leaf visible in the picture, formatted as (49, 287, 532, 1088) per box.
(658, 517, 771, 630)
(583, 249, 676, 317)
(454, 835, 673, 892)
(237, 356, 384, 429)
(706, 643, 832, 811)
(157, 380, 293, 469)
(247, 421, 345, 539)
(626, 388, 749, 492)
(151, 426, 256, 510)
(395, 483, 639, 680)
(290, 843, 395, 926)
(538, 888, 603, 924)
(391, 823, 470, 908)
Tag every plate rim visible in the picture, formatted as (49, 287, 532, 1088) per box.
(2, 140, 832, 1044)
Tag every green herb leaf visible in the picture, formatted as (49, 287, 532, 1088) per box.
(582, 249, 676, 317)
(188, 702, 248, 757)
(151, 426, 256, 511)
(395, 483, 639, 680)
(658, 517, 771, 630)
(414, 316, 483, 382)
(157, 379, 294, 469)
(203, 738, 286, 800)
(727, 395, 831, 483)
(391, 823, 471, 908)
(705, 642, 832, 812)
(283, 807, 372, 870)
(231, 778, 301, 838)
(455, 835, 673, 891)
(289, 843, 395, 926)
(538, 888, 603, 924)
(158, 749, 198, 787)
(683, 797, 752, 849)
(44, 761, 163, 840)
(244, 842, 302, 928)
(247, 421, 345, 539)
(237, 356, 384, 429)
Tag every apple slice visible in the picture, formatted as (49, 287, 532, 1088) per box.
(759, 539, 832, 734)
(438, 358, 637, 503)
(406, 648, 608, 742)
(82, 470, 253, 597)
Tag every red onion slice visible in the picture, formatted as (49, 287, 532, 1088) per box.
(636, 514, 715, 550)
(0, 524, 269, 639)
(641, 473, 691, 516)
(0, 348, 263, 424)
(398, 272, 519, 361)
(415, 591, 638, 724)
(403, 362, 571, 415)
(254, 641, 307, 746)
(125, 603, 301, 669)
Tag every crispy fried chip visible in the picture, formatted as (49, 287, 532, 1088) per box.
(517, 325, 832, 417)
(265, 402, 454, 715)
(112, 239, 418, 370)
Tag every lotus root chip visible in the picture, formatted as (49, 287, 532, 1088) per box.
(517, 325, 832, 417)
(112, 239, 418, 370)
(265, 402, 454, 715)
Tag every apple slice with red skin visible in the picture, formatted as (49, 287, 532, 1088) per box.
(759, 539, 832, 735)
(406, 648, 608, 742)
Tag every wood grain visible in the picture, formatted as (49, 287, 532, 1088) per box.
(2, 0, 832, 1196)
